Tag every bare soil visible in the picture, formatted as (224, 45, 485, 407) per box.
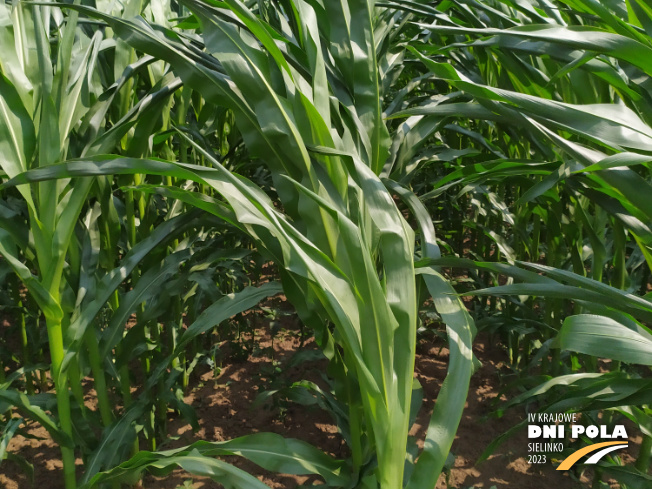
(0, 321, 635, 489)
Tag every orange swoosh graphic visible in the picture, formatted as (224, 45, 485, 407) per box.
(557, 441, 627, 470)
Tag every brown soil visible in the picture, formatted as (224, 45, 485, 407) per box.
(0, 325, 635, 489)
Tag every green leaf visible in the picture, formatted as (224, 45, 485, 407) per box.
(558, 314, 652, 365)
(176, 281, 283, 351)
(0, 390, 73, 449)
(408, 268, 474, 489)
(84, 450, 273, 489)
(0, 73, 35, 207)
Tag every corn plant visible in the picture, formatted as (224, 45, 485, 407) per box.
(2, 0, 651, 488)
(393, 0, 652, 482)
(0, 2, 267, 488)
(0, 4, 114, 486)
(3, 0, 477, 488)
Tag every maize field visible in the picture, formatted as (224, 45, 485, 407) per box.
(0, 0, 651, 488)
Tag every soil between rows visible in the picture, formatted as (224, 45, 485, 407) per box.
(1, 321, 631, 489)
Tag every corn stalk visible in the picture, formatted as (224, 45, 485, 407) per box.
(3, 1, 477, 487)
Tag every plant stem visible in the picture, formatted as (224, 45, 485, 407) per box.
(348, 384, 363, 473)
(636, 434, 652, 473)
(612, 219, 626, 291)
(46, 315, 77, 489)
(17, 296, 33, 395)
(84, 330, 114, 427)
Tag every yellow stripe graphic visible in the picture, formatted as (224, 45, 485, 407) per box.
(556, 441, 627, 470)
